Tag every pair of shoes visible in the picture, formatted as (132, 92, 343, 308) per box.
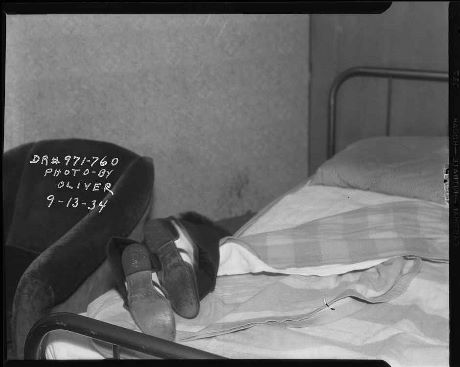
(107, 217, 201, 341)
(121, 242, 176, 340)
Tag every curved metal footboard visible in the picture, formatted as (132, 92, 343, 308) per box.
(24, 312, 226, 360)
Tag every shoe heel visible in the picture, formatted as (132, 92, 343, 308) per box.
(122, 244, 176, 340)
(157, 242, 200, 319)
(122, 243, 152, 276)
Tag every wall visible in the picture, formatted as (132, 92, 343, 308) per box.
(4, 14, 310, 220)
(309, 2, 449, 174)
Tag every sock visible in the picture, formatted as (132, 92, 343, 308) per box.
(124, 272, 166, 298)
(151, 272, 166, 297)
(171, 220, 198, 268)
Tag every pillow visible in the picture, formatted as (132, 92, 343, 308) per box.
(310, 136, 448, 204)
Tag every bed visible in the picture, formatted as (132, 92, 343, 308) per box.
(20, 66, 449, 364)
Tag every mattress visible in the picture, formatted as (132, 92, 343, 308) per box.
(45, 182, 449, 365)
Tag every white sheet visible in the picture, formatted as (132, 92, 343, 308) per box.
(181, 261, 448, 365)
(45, 313, 104, 360)
(45, 185, 448, 363)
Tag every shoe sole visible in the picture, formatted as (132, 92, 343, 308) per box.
(122, 244, 176, 340)
(156, 241, 200, 319)
(144, 220, 200, 319)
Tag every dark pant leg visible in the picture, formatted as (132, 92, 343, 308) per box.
(175, 212, 230, 300)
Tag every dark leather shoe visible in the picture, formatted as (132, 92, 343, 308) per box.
(106, 238, 175, 340)
(144, 219, 200, 319)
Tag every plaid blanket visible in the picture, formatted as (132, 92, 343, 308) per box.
(229, 200, 448, 268)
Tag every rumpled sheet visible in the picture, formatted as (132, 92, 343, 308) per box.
(180, 260, 448, 365)
(88, 200, 447, 339)
(47, 259, 449, 365)
(46, 186, 449, 365)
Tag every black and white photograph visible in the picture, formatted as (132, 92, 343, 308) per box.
(2, 2, 454, 364)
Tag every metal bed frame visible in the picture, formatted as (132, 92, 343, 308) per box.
(23, 66, 449, 360)
(24, 312, 224, 359)
(327, 66, 448, 158)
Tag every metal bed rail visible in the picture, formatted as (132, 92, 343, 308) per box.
(23, 312, 391, 365)
(24, 312, 226, 359)
(327, 66, 449, 159)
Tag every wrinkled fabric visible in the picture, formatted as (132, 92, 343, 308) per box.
(88, 200, 447, 343)
(310, 136, 448, 205)
(44, 186, 448, 365)
(221, 200, 447, 273)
